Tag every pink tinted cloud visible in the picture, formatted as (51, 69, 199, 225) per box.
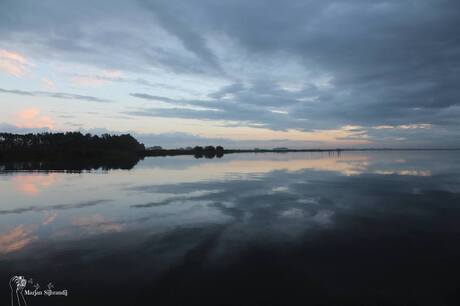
(15, 107, 54, 130)
(0, 49, 28, 77)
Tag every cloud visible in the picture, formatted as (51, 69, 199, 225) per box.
(71, 76, 107, 87)
(374, 124, 432, 130)
(0, 87, 112, 103)
(0, 49, 28, 77)
(14, 107, 54, 130)
(398, 124, 432, 130)
(70, 69, 122, 87)
(373, 125, 395, 130)
(41, 77, 56, 90)
(1, 1, 460, 146)
(139, 1, 223, 73)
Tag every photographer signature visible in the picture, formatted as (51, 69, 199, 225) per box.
(9, 275, 66, 306)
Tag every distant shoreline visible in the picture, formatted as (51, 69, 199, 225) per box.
(142, 147, 460, 157)
(223, 148, 460, 153)
(1, 132, 459, 164)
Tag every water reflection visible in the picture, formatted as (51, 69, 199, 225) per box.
(12, 173, 58, 196)
(0, 151, 460, 305)
(0, 225, 37, 255)
(42, 211, 58, 225)
(70, 214, 123, 235)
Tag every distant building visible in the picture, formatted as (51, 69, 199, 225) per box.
(148, 146, 163, 150)
(273, 147, 289, 151)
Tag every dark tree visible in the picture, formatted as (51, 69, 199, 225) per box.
(216, 146, 224, 158)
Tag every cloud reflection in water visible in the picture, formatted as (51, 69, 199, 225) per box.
(1, 152, 460, 305)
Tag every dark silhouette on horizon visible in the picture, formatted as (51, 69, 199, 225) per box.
(0, 132, 227, 171)
(0, 132, 145, 171)
(0, 132, 144, 158)
(141, 145, 224, 158)
(1, 132, 459, 172)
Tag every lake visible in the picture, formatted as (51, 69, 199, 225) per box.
(1, 151, 460, 305)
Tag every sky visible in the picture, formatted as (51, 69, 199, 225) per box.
(0, 0, 459, 148)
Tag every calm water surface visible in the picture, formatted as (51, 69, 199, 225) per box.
(1, 151, 460, 305)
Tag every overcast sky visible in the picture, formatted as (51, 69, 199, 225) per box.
(1, 0, 459, 148)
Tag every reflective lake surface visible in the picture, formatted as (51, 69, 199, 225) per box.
(1, 151, 460, 305)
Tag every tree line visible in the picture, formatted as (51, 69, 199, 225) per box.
(143, 145, 224, 158)
(0, 132, 227, 163)
(0, 132, 145, 160)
